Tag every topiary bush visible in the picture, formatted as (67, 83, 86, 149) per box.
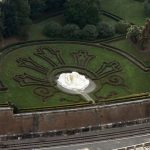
(96, 22, 115, 38)
(115, 20, 131, 34)
(82, 24, 98, 40)
(62, 24, 81, 39)
(144, 0, 150, 17)
(43, 21, 62, 38)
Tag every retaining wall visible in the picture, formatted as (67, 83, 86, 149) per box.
(0, 99, 150, 136)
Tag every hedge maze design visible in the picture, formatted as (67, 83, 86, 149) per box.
(13, 46, 126, 102)
(72, 50, 95, 68)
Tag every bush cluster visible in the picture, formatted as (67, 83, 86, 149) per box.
(115, 20, 131, 34)
(43, 21, 62, 38)
(43, 21, 115, 40)
(97, 22, 115, 38)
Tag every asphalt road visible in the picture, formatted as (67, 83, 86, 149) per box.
(1, 122, 150, 150)
(38, 134, 150, 150)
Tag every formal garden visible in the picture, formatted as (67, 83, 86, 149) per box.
(0, 0, 149, 112)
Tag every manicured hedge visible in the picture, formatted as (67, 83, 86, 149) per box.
(99, 92, 150, 104)
(1, 40, 149, 72)
(17, 102, 92, 113)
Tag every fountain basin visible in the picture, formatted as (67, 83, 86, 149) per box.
(57, 72, 90, 91)
(57, 72, 96, 103)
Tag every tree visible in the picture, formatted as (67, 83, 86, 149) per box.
(82, 24, 98, 40)
(2, 0, 31, 38)
(46, 0, 65, 11)
(0, 3, 4, 45)
(0, 18, 3, 42)
(29, 0, 46, 19)
(97, 22, 115, 38)
(0, 30, 3, 43)
(144, 0, 150, 17)
(64, 0, 101, 27)
(1, 1, 17, 37)
(43, 21, 62, 38)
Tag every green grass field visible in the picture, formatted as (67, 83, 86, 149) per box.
(109, 39, 150, 66)
(28, 14, 65, 40)
(101, 0, 147, 25)
(0, 42, 149, 109)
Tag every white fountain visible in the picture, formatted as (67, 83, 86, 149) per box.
(57, 72, 96, 103)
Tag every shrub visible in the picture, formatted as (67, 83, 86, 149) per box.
(97, 22, 115, 38)
(43, 21, 62, 38)
(144, 0, 150, 17)
(62, 24, 81, 39)
(82, 24, 98, 40)
(115, 20, 131, 34)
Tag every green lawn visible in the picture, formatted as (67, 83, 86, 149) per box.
(101, 15, 118, 25)
(28, 14, 65, 40)
(0, 42, 149, 109)
(101, 0, 147, 25)
(109, 39, 150, 66)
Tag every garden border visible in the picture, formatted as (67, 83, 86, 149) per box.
(101, 10, 123, 21)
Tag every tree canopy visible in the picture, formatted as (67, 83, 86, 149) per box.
(46, 0, 66, 10)
(29, 0, 46, 19)
(64, 0, 101, 27)
(144, 0, 150, 17)
(2, 0, 31, 38)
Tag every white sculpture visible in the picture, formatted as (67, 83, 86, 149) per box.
(57, 72, 95, 103)
(57, 72, 89, 91)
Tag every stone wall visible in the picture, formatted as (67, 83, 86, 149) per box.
(0, 100, 150, 136)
